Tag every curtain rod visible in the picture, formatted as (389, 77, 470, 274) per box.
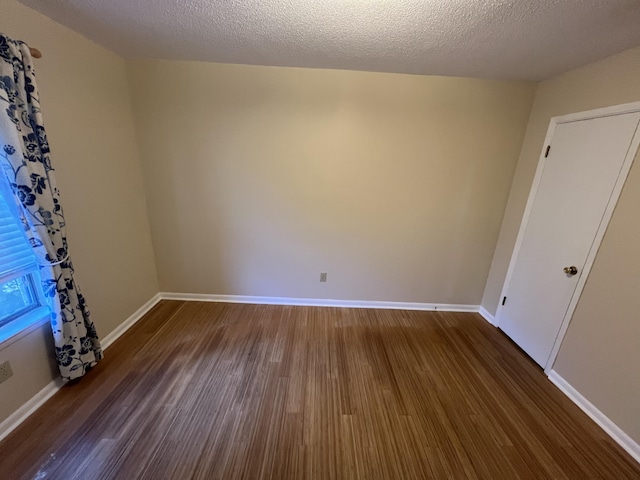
(29, 47, 42, 59)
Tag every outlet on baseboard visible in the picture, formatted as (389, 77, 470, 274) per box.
(0, 360, 13, 384)
(320, 272, 327, 282)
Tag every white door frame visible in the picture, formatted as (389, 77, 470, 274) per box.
(495, 101, 640, 374)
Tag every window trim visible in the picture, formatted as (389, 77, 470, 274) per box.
(0, 181, 48, 342)
(0, 273, 39, 328)
(0, 259, 46, 318)
(0, 253, 48, 346)
(0, 306, 50, 348)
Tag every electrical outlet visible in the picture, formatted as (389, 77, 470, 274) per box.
(320, 272, 327, 282)
(0, 361, 13, 384)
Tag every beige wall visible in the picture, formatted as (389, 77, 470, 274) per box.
(127, 59, 534, 304)
(481, 46, 640, 442)
(0, 1, 158, 424)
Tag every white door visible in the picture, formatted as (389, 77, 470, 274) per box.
(498, 110, 640, 368)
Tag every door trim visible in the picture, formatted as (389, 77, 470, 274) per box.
(495, 101, 640, 373)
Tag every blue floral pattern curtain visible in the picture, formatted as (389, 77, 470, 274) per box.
(0, 34, 102, 380)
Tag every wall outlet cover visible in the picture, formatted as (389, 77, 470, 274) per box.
(0, 361, 13, 384)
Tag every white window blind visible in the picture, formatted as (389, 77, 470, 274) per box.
(0, 188, 36, 281)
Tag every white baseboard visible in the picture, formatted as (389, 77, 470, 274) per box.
(548, 370, 640, 464)
(478, 306, 497, 326)
(0, 376, 65, 442)
(0, 292, 162, 443)
(160, 292, 479, 313)
(101, 293, 162, 350)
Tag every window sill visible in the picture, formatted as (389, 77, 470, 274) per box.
(0, 307, 51, 350)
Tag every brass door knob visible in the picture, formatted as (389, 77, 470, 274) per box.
(563, 266, 578, 276)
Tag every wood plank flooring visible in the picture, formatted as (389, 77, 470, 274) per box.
(0, 300, 638, 479)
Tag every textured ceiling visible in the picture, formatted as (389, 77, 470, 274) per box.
(17, 0, 640, 80)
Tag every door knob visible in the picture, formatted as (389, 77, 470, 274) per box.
(563, 266, 578, 276)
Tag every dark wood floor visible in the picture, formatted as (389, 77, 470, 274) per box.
(0, 301, 638, 479)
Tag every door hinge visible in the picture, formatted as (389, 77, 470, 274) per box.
(544, 145, 551, 158)
(502, 296, 507, 306)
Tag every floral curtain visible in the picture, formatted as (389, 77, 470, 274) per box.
(0, 34, 102, 380)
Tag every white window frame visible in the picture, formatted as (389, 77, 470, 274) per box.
(0, 189, 50, 347)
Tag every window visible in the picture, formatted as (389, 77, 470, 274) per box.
(0, 178, 42, 334)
